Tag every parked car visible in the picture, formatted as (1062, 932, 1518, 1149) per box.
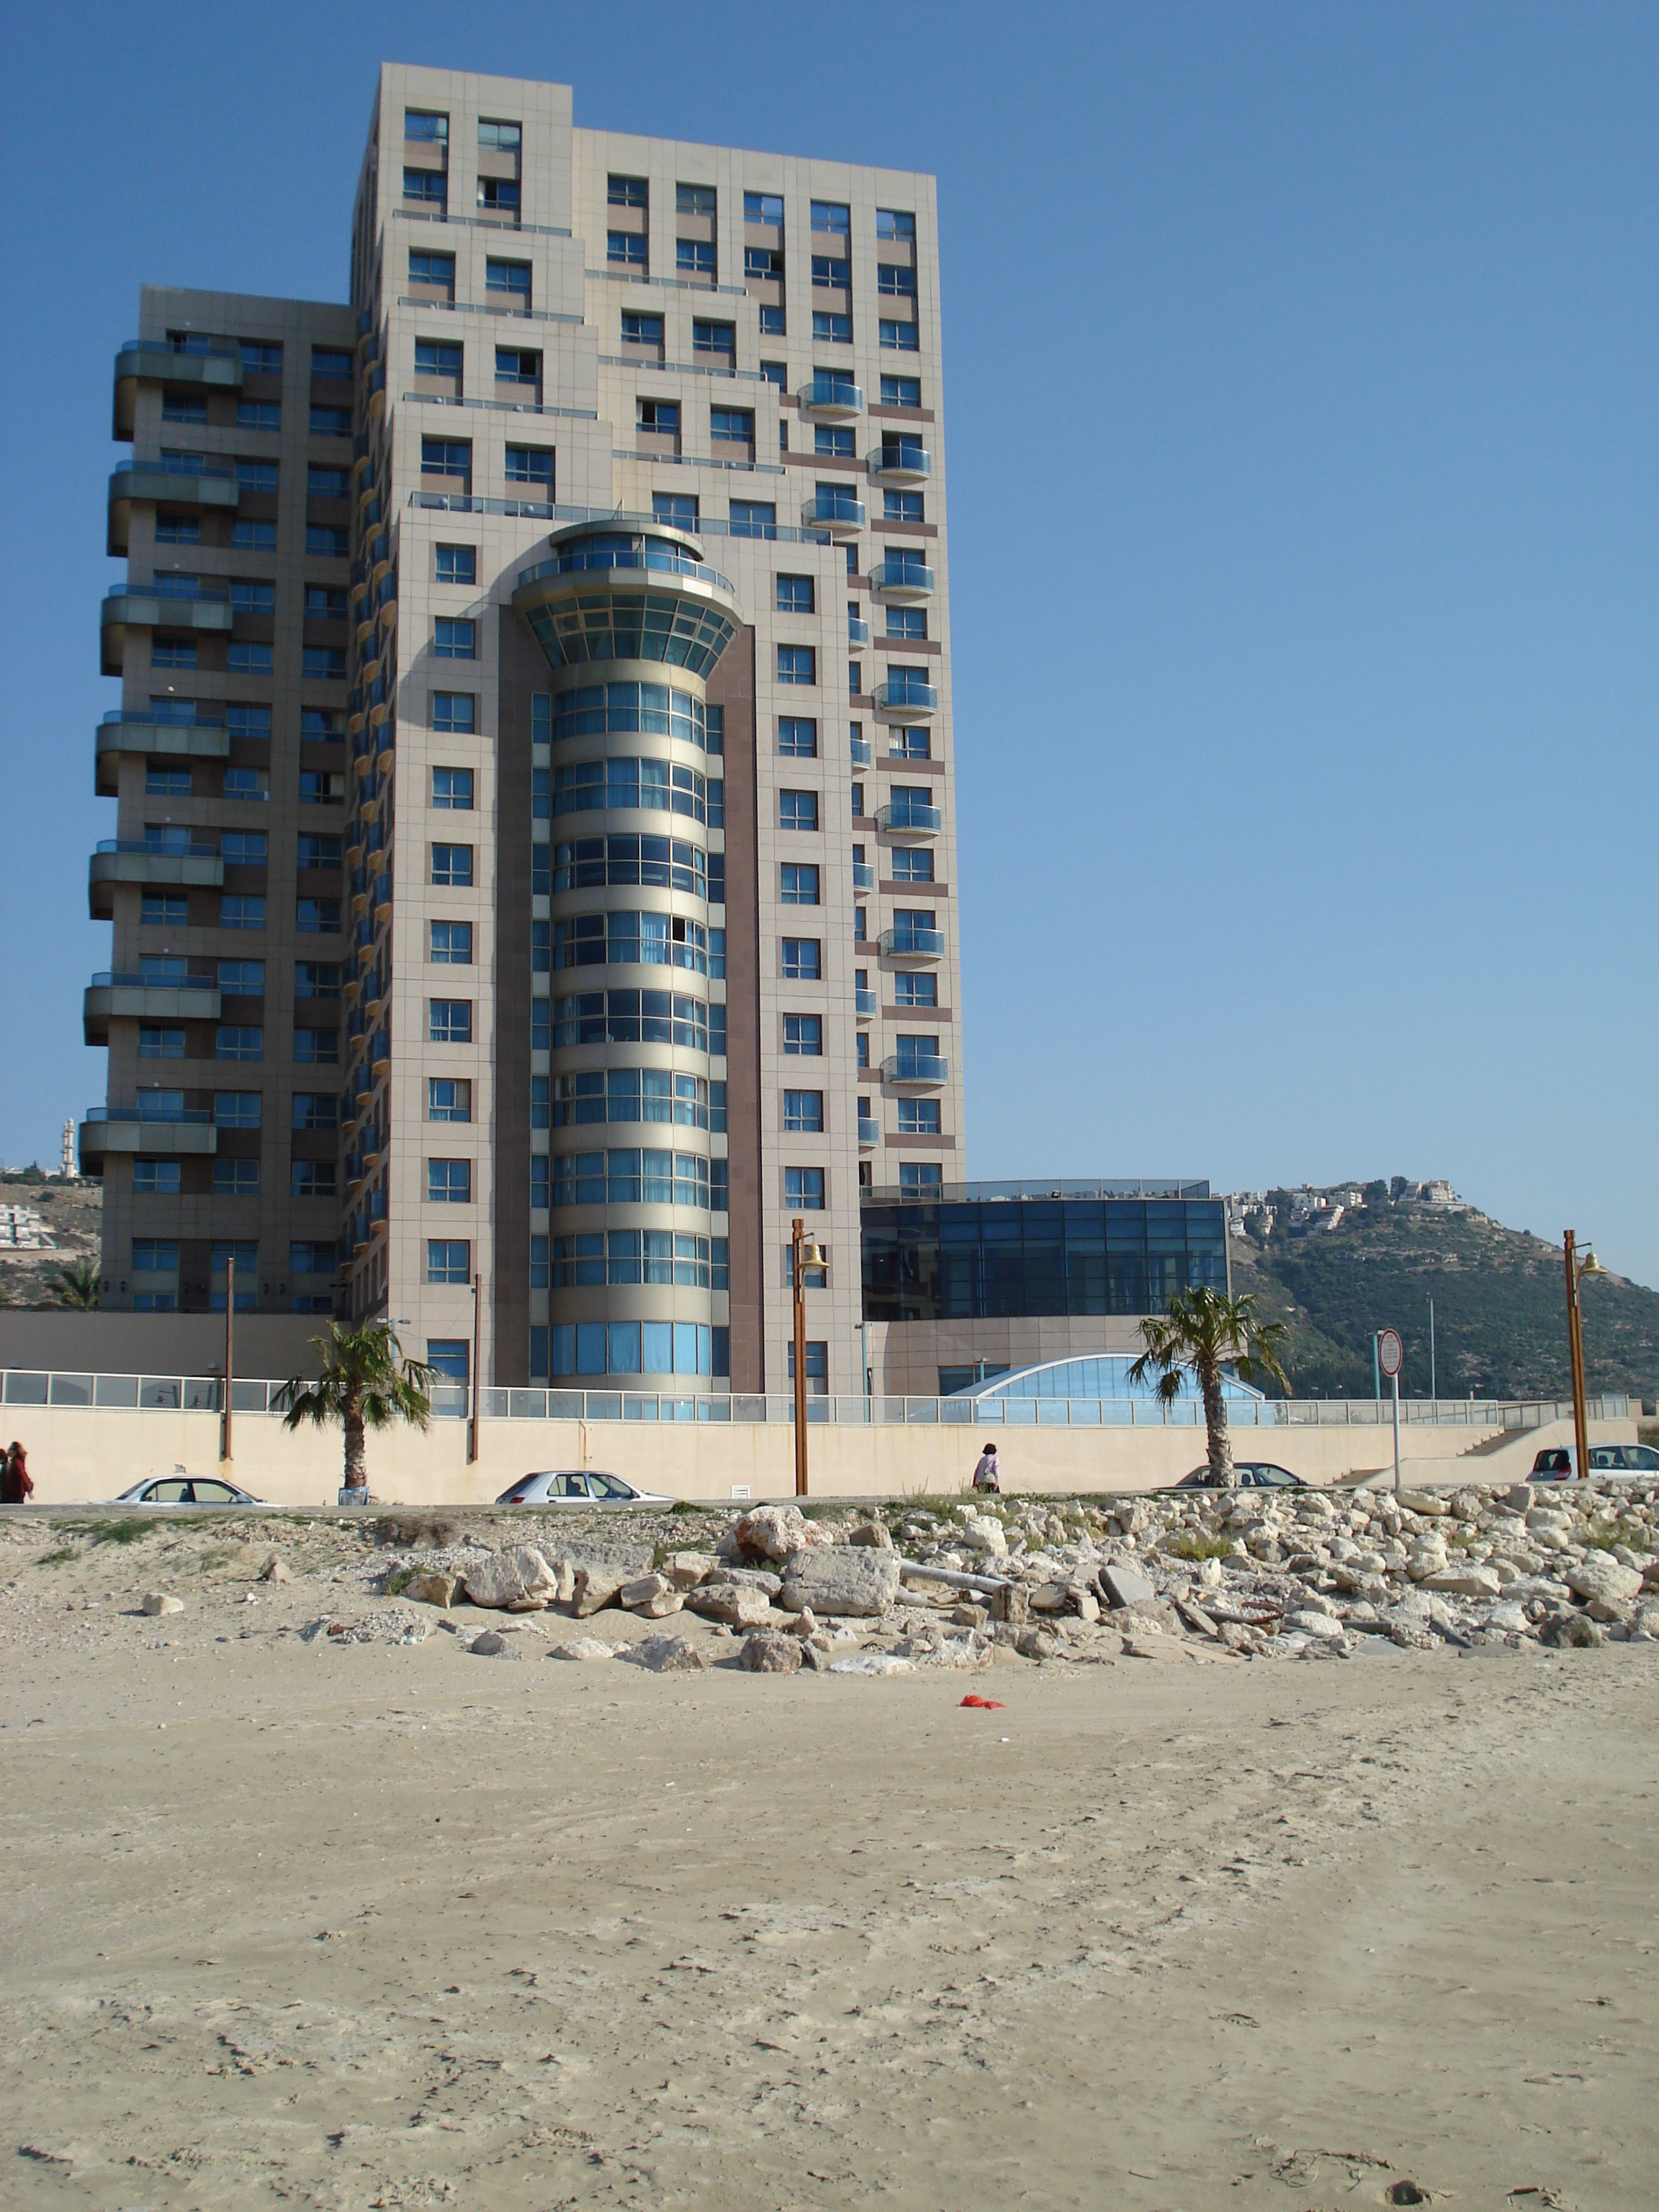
(495, 1470, 673, 1507)
(109, 1475, 271, 1506)
(1175, 1461, 1306, 1491)
(1531, 1444, 1659, 1480)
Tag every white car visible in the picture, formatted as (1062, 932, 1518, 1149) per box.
(109, 1475, 274, 1507)
(495, 1470, 673, 1507)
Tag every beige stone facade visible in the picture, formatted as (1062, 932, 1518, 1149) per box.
(87, 64, 963, 1399)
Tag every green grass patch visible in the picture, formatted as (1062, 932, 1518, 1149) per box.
(384, 1565, 419, 1597)
(36, 1547, 79, 1568)
(1159, 1532, 1236, 1562)
(84, 1517, 163, 1547)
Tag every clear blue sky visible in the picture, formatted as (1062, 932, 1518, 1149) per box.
(3, 1, 1655, 1287)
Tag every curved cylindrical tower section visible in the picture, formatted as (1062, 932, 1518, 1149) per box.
(512, 524, 743, 1391)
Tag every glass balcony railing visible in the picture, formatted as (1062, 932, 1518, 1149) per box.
(874, 679, 938, 715)
(858, 1116, 880, 1147)
(855, 986, 877, 1017)
(883, 1053, 949, 1086)
(871, 444, 932, 480)
(95, 837, 219, 860)
(879, 927, 945, 958)
(852, 861, 875, 890)
(876, 801, 941, 834)
(804, 493, 866, 534)
(802, 375, 863, 414)
(850, 735, 871, 767)
(85, 1102, 214, 1127)
(847, 616, 869, 647)
(878, 557, 934, 595)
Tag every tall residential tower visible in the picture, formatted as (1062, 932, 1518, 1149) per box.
(86, 63, 964, 1397)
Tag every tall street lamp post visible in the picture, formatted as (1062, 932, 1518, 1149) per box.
(1563, 1231, 1606, 1480)
(791, 1215, 827, 1498)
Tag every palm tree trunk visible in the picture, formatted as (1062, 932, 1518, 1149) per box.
(343, 1390, 367, 1493)
(1201, 1364, 1234, 1488)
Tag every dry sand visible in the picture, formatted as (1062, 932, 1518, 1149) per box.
(2, 1522, 1656, 2210)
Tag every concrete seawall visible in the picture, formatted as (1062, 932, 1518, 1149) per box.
(3, 1404, 1636, 1506)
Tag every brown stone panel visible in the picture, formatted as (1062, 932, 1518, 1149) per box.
(221, 866, 268, 894)
(708, 628, 763, 1390)
(298, 739, 346, 772)
(493, 605, 538, 1385)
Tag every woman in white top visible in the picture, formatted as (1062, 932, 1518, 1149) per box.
(972, 1442, 1000, 1493)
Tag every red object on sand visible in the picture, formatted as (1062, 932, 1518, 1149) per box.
(960, 1694, 1005, 1709)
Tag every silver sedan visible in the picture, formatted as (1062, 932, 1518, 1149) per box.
(495, 1470, 673, 1507)
(109, 1475, 274, 1506)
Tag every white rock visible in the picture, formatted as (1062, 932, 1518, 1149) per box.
(548, 1636, 614, 1661)
(958, 1514, 1009, 1556)
(1285, 1610, 1346, 1641)
(1565, 1555, 1642, 1607)
(1422, 1566, 1503, 1599)
(732, 1505, 828, 1563)
(620, 1634, 708, 1672)
(141, 1593, 183, 1616)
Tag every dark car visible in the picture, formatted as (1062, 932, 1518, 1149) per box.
(1175, 1461, 1306, 1491)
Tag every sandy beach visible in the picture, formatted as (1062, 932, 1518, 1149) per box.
(2, 1511, 1655, 2211)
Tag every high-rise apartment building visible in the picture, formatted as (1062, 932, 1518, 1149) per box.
(86, 63, 963, 1398)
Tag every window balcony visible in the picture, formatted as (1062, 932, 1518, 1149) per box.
(800, 375, 863, 418)
(869, 443, 932, 483)
(368, 1188, 389, 1227)
(802, 492, 866, 537)
(112, 339, 242, 441)
(102, 584, 231, 676)
(875, 556, 934, 601)
(512, 523, 743, 680)
(847, 616, 869, 647)
(876, 801, 941, 835)
(850, 734, 871, 768)
(95, 710, 227, 796)
(879, 926, 945, 961)
(852, 860, 875, 890)
(873, 678, 938, 719)
(370, 1031, 391, 1071)
(855, 986, 877, 1018)
(84, 972, 220, 1046)
(882, 1053, 949, 1088)
(79, 1105, 217, 1174)
(858, 1115, 880, 1148)
(372, 873, 392, 916)
(107, 458, 238, 556)
(89, 839, 222, 920)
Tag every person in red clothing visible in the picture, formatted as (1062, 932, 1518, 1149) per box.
(1, 1442, 34, 1503)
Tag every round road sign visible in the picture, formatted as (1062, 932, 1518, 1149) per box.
(1378, 1328, 1403, 1378)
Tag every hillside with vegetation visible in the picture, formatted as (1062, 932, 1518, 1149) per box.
(1229, 1182, 1659, 1408)
(0, 1169, 104, 1308)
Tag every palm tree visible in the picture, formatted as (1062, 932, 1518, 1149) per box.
(51, 1256, 102, 1310)
(275, 1322, 439, 1497)
(1127, 1285, 1291, 1488)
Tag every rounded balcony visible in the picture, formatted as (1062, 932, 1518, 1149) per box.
(89, 837, 222, 920)
(799, 374, 863, 419)
(101, 583, 230, 676)
(84, 971, 220, 1047)
(874, 556, 934, 603)
(107, 458, 239, 557)
(95, 710, 227, 796)
(869, 442, 932, 484)
(878, 925, 945, 963)
(512, 523, 743, 678)
(802, 492, 866, 539)
(873, 677, 938, 721)
(112, 339, 242, 441)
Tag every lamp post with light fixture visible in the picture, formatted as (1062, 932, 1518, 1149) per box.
(791, 1215, 827, 1497)
(1563, 1231, 1606, 1480)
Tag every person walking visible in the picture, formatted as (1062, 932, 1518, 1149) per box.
(971, 1440, 1000, 1494)
(1, 1442, 34, 1504)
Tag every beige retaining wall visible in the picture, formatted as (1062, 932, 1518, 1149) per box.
(4, 1405, 1637, 1508)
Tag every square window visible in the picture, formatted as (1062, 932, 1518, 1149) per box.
(608, 230, 648, 268)
(504, 444, 554, 490)
(779, 788, 819, 832)
(637, 398, 679, 436)
(784, 1166, 825, 1210)
(212, 1159, 260, 1197)
(677, 182, 716, 215)
(776, 574, 814, 613)
(436, 544, 477, 587)
(132, 1158, 182, 1196)
(306, 525, 349, 557)
(220, 895, 266, 930)
(427, 1238, 472, 1285)
(433, 691, 475, 733)
(879, 318, 919, 353)
(778, 716, 817, 757)
(434, 619, 476, 659)
(428, 1158, 472, 1204)
(878, 263, 917, 297)
(421, 436, 471, 483)
(881, 374, 922, 408)
(431, 842, 474, 886)
(485, 258, 531, 298)
(758, 303, 786, 337)
(876, 208, 916, 240)
(890, 846, 934, 882)
(894, 971, 936, 1006)
(415, 338, 462, 379)
(811, 254, 851, 289)
(782, 938, 821, 980)
(811, 199, 850, 234)
(783, 1014, 822, 1056)
(744, 191, 783, 225)
(429, 999, 472, 1043)
(428, 1077, 472, 1123)
(692, 318, 735, 359)
(140, 1026, 186, 1060)
(291, 1161, 336, 1199)
(729, 500, 775, 539)
(608, 174, 649, 207)
(780, 863, 819, 904)
(783, 1089, 824, 1133)
(432, 768, 475, 810)
(430, 920, 473, 964)
(814, 424, 855, 458)
(292, 1026, 336, 1062)
(477, 176, 520, 215)
(786, 1340, 829, 1395)
(677, 238, 716, 278)
(899, 1098, 941, 1135)
(652, 492, 698, 529)
(812, 311, 853, 345)
(776, 644, 816, 685)
(295, 898, 340, 934)
(310, 405, 351, 436)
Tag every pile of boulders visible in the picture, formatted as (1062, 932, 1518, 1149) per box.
(386, 1483, 1659, 1666)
